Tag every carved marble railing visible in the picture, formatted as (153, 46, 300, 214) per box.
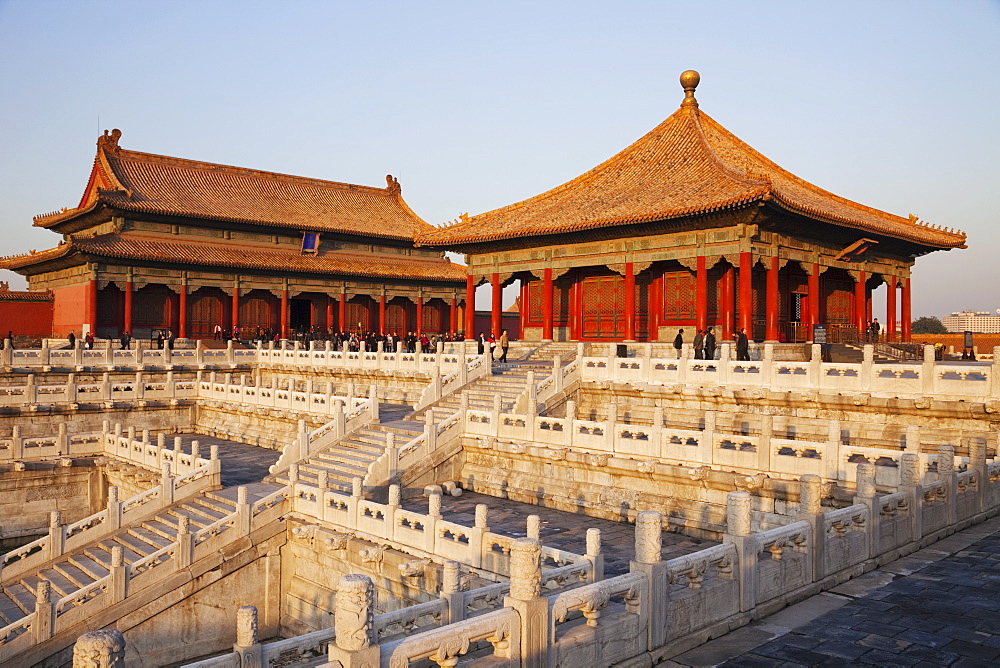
(197, 372, 371, 418)
(255, 340, 477, 377)
(581, 342, 1000, 401)
(2, 340, 253, 370)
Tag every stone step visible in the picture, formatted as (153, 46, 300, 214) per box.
(135, 520, 177, 544)
(312, 449, 379, 467)
(35, 569, 75, 598)
(51, 562, 94, 590)
(0, 591, 25, 624)
(3, 584, 34, 616)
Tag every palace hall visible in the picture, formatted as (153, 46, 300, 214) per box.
(419, 71, 966, 344)
(0, 130, 466, 339)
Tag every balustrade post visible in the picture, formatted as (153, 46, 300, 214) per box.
(468, 503, 489, 569)
(606, 402, 617, 452)
(328, 574, 379, 667)
(723, 491, 756, 612)
(861, 344, 874, 391)
(937, 445, 958, 525)
(233, 605, 263, 667)
(72, 629, 126, 667)
(369, 384, 379, 421)
(226, 338, 235, 365)
(74, 340, 83, 368)
(762, 342, 775, 388)
(526, 514, 540, 540)
(101, 372, 111, 401)
(297, 420, 309, 459)
(823, 419, 842, 482)
(905, 425, 921, 453)
(797, 475, 824, 582)
(48, 511, 65, 560)
(385, 432, 398, 482)
(630, 510, 666, 648)
(718, 342, 732, 384)
(11, 424, 22, 459)
(809, 343, 823, 389)
(110, 545, 126, 603)
(969, 437, 988, 513)
(108, 485, 121, 531)
(66, 372, 77, 403)
(853, 462, 879, 557)
(177, 516, 193, 569)
(39, 338, 50, 368)
(441, 560, 464, 623)
(552, 355, 563, 393)
(504, 537, 548, 668)
(195, 339, 204, 366)
(26, 373, 37, 405)
(424, 410, 438, 451)
(237, 485, 252, 535)
(585, 528, 603, 582)
(161, 463, 174, 506)
(921, 345, 936, 395)
(333, 400, 345, 439)
(899, 453, 923, 540)
(33, 579, 53, 642)
(58, 422, 69, 454)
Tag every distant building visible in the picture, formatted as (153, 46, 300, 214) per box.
(942, 310, 1000, 333)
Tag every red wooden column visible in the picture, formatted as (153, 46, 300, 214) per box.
(765, 257, 779, 341)
(491, 273, 502, 336)
(853, 271, 866, 336)
(465, 275, 476, 338)
(325, 296, 334, 332)
(123, 280, 133, 334)
(85, 279, 98, 335)
(450, 295, 458, 334)
(569, 280, 581, 341)
(178, 282, 188, 339)
(280, 289, 289, 339)
(808, 264, 820, 337)
(738, 252, 753, 336)
(623, 262, 636, 341)
(231, 288, 240, 336)
(542, 268, 554, 341)
(649, 273, 662, 340)
(338, 291, 346, 332)
(415, 295, 424, 334)
(901, 277, 912, 342)
(518, 281, 526, 336)
(720, 263, 735, 340)
(379, 294, 386, 334)
(695, 255, 708, 334)
(886, 277, 897, 342)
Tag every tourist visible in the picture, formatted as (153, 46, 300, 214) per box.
(156, 331, 164, 349)
(870, 318, 881, 342)
(488, 333, 496, 361)
(85, 332, 95, 350)
(693, 329, 704, 360)
(477, 333, 485, 356)
(498, 329, 509, 363)
(120, 331, 131, 350)
(68, 330, 76, 349)
(704, 327, 717, 360)
(673, 329, 684, 359)
(232, 325, 240, 343)
(213, 324, 222, 340)
(736, 328, 750, 361)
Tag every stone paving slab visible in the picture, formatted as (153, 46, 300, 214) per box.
(173, 433, 281, 487)
(402, 490, 717, 576)
(663, 514, 1000, 667)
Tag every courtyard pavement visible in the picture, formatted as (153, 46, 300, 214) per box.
(172, 433, 281, 487)
(662, 514, 1000, 667)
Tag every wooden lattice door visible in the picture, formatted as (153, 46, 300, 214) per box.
(581, 274, 624, 340)
(189, 291, 223, 338)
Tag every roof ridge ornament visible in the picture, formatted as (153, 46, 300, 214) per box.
(385, 174, 401, 195)
(97, 128, 122, 155)
(680, 70, 700, 108)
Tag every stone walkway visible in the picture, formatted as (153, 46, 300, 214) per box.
(403, 490, 716, 577)
(172, 433, 281, 487)
(663, 514, 1000, 667)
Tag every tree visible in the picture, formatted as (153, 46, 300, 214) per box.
(911, 316, 948, 334)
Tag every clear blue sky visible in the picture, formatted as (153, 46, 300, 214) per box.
(1, 0, 997, 319)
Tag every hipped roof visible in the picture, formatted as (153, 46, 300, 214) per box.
(417, 75, 966, 251)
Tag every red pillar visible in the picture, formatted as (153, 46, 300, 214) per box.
(765, 256, 779, 341)
(325, 296, 333, 331)
(231, 290, 239, 335)
(280, 289, 289, 339)
(854, 271, 866, 336)
(178, 283, 188, 339)
(808, 264, 820, 337)
(866, 286, 873, 323)
(624, 262, 636, 341)
(649, 273, 662, 341)
(416, 295, 424, 335)
(85, 279, 98, 335)
(124, 281, 133, 334)
(886, 277, 897, 342)
(695, 255, 708, 334)
(378, 294, 386, 334)
(720, 263, 735, 340)
(901, 277, 912, 342)
(518, 281, 526, 336)
(738, 252, 753, 336)
(542, 268, 554, 341)
(569, 280, 581, 341)
(338, 292, 346, 333)
(450, 295, 458, 334)
(491, 273, 502, 336)
(465, 275, 476, 339)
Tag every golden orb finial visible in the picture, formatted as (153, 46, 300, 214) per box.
(680, 70, 700, 108)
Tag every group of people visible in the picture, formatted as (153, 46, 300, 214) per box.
(864, 318, 881, 343)
(477, 330, 510, 363)
(66, 330, 97, 349)
(672, 327, 752, 361)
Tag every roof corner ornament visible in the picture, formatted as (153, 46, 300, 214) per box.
(97, 128, 122, 155)
(680, 70, 700, 108)
(385, 174, 401, 195)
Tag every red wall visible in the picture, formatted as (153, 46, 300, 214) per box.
(52, 282, 95, 337)
(0, 300, 53, 337)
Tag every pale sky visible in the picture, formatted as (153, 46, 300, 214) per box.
(1, 0, 997, 319)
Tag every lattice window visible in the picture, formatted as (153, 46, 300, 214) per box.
(239, 293, 275, 330)
(189, 290, 223, 338)
(661, 270, 696, 321)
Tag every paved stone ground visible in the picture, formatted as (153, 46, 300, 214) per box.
(171, 433, 281, 487)
(402, 490, 716, 577)
(662, 514, 1000, 667)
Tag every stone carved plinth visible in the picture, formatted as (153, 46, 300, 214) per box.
(328, 574, 379, 667)
(72, 629, 126, 667)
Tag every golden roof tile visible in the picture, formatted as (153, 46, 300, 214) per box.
(417, 72, 966, 251)
(34, 130, 432, 242)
